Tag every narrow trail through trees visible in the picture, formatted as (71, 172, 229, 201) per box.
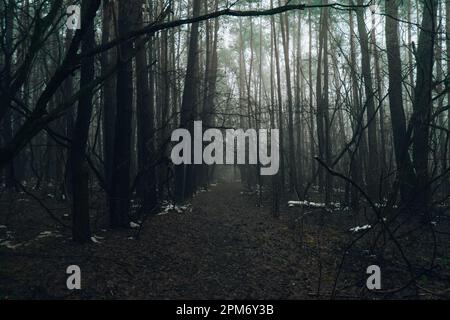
(1, 183, 318, 299)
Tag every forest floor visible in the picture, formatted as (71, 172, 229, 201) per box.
(1, 182, 450, 299)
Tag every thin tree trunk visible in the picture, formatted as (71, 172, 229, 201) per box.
(175, 0, 201, 203)
(356, 0, 379, 200)
(279, 2, 298, 193)
(136, 0, 157, 215)
(110, 0, 136, 227)
(102, 0, 117, 193)
(411, 0, 438, 210)
(70, 0, 99, 242)
(385, 0, 417, 203)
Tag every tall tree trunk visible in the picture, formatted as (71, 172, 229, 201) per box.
(385, 0, 417, 203)
(446, 0, 450, 195)
(295, 10, 304, 197)
(279, 2, 298, 193)
(411, 0, 438, 210)
(308, 2, 316, 184)
(316, 6, 326, 196)
(110, 0, 136, 227)
(70, 0, 99, 243)
(348, 4, 363, 209)
(2, 0, 16, 190)
(407, 1, 415, 115)
(371, 7, 387, 178)
(202, 0, 219, 187)
(102, 0, 117, 193)
(322, 3, 332, 204)
(136, 0, 157, 215)
(174, 0, 201, 203)
(271, 7, 285, 188)
(356, 0, 379, 200)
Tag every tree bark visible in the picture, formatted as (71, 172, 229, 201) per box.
(385, 0, 417, 203)
(136, 0, 157, 215)
(70, 0, 99, 243)
(411, 0, 438, 210)
(174, 0, 201, 203)
(102, 0, 117, 193)
(356, 0, 379, 200)
(110, 0, 136, 227)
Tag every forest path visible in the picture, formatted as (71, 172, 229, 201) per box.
(1, 182, 317, 299)
(134, 182, 314, 299)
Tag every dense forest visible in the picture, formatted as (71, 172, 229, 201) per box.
(1, 0, 450, 300)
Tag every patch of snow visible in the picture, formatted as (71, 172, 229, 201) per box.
(157, 203, 192, 215)
(0, 225, 6, 229)
(36, 231, 62, 240)
(288, 201, 326, 209)
(349, 225, 372, 233)
(0, 240, 22, 249)
(91, 236, 101, 243)
(130, 221, 140, 228)
(47, 193, 55, 199)
(374, 203, 398, 209)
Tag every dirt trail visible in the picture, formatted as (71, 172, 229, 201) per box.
(1, 182, 316, 299)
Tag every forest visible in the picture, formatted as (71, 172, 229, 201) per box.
(1, 0, 450, 300)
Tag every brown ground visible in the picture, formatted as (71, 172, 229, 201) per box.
(1, 182, 450, 299)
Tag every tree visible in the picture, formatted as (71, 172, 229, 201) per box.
(110, 0, 136, 227)
(385, 0, 417, 203)
(136, 0, 157, 215)
(411, 0, 438, 210)
(70, 0, 100, 242)
(279, 2, 298, 193)
(174, 0, 202, 203)
(356, 0, 379, 200)
(102, 0, 117, 192)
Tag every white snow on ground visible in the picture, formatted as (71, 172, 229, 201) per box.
(349, 225, 372, 233)
(91, 235, 106, 243)
(374, 203, 398, 209)
(157, 203, 192, 216)
(0, 230, 62, 250)
(288, 201, 326, 208)
(36, 231, 62, 240)
(0, 225, 6, 229)
(288, 201, 341, 209)
(130, 221, 140, 228)
(0, 241, 22, 249)
(91, 236, 100, 243)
